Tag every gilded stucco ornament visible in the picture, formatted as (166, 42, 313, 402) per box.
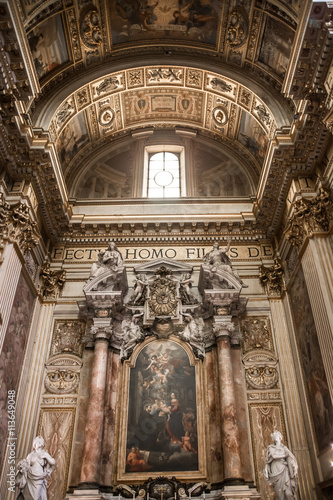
(39, 262, 66, 299)
(245, 365, 279, 390)
(284, 188, 332, 247)
(259, 259, 284, 296)
(148, 267, 178, 317)
(226, 9, 249, 49)
(80, 7, 102, 49)
(45, 369, 80, 394)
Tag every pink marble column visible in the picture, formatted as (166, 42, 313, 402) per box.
(216, 330, 242, 480)
(100, 350, 120, 485)
(80, 332, 109, 485)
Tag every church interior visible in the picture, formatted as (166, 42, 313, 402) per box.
(0, 0, 333, 499)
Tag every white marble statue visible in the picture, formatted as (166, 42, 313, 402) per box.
(182, 312, 206, 358)
(89, 241, 123, 280)
(264, 430, 298, 500)
(120, 312, 144, 359)
(203, 240, 247, 287)
(16, 436, 55, 500)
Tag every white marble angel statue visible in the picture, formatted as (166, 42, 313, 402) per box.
(120, 312, 145, 359)
(264, 430, 298, 499)
(15, 436, 55, 500)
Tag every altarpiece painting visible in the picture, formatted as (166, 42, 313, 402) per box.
(117, 337, 206, 481)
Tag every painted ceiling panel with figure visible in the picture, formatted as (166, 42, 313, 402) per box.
(27, 13, 69, 80)
(110, 0, 222, 46)
(258, 15, 295, 79)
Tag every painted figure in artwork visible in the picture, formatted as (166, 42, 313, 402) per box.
(264, 430, 298, 499)
(16, 436, 55, 500)
(126, 340, 198, 472)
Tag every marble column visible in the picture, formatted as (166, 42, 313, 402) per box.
(80, 327, 110, 486)
(214, 318, 242, 481)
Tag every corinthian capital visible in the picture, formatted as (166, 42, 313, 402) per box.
(259, 259, 284, 297)
(284, 188, 332, 247)
(39, 262, 66, 299)
(0, 197, 40, 254)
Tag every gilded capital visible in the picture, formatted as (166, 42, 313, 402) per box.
(39, 262, 66, 299)
(259, 259, 284, 296)
(284, 188, 332, 247)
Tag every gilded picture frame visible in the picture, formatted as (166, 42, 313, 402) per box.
(116, 335, 207, 482)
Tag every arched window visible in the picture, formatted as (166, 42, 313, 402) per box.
(147, 151, 181, 198)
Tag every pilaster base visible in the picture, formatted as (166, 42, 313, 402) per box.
(221, 485, 260, 499)
(65, 490, 103, 500)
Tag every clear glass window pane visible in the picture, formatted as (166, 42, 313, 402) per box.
(147, 151, 181, 198)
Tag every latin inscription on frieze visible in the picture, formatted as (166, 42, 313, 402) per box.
(52, 244, 273, 262)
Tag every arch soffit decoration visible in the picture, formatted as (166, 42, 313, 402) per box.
(48, 65, 293, 187)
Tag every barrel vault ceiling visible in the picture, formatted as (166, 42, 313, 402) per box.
(0, 0, 332, 243)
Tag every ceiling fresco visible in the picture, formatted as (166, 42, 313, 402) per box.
(1, 0, 332, 240)
(109, 0, 222, 46)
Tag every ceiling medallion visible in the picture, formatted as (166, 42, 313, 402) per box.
(80, 7, 102, 49)
(212, 106, 228, 127)
(98, 107, 115, 127)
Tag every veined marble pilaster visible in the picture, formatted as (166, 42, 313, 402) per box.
(0, 243, 22, 350)
(270, 299, 316, 500)
(1, 300, 54, 500)
(302, 239, 333, 400)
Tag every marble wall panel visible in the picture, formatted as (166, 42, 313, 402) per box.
(249, 403, 286, 499)
(68, 349, 94, 487)
(38, 408, 76, 500)
(0, 270, 35, 469)
(231, 348, 252, 482)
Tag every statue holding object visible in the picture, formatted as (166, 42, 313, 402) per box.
(264, 430, 298, 500)
(16, 436, 55, 500)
